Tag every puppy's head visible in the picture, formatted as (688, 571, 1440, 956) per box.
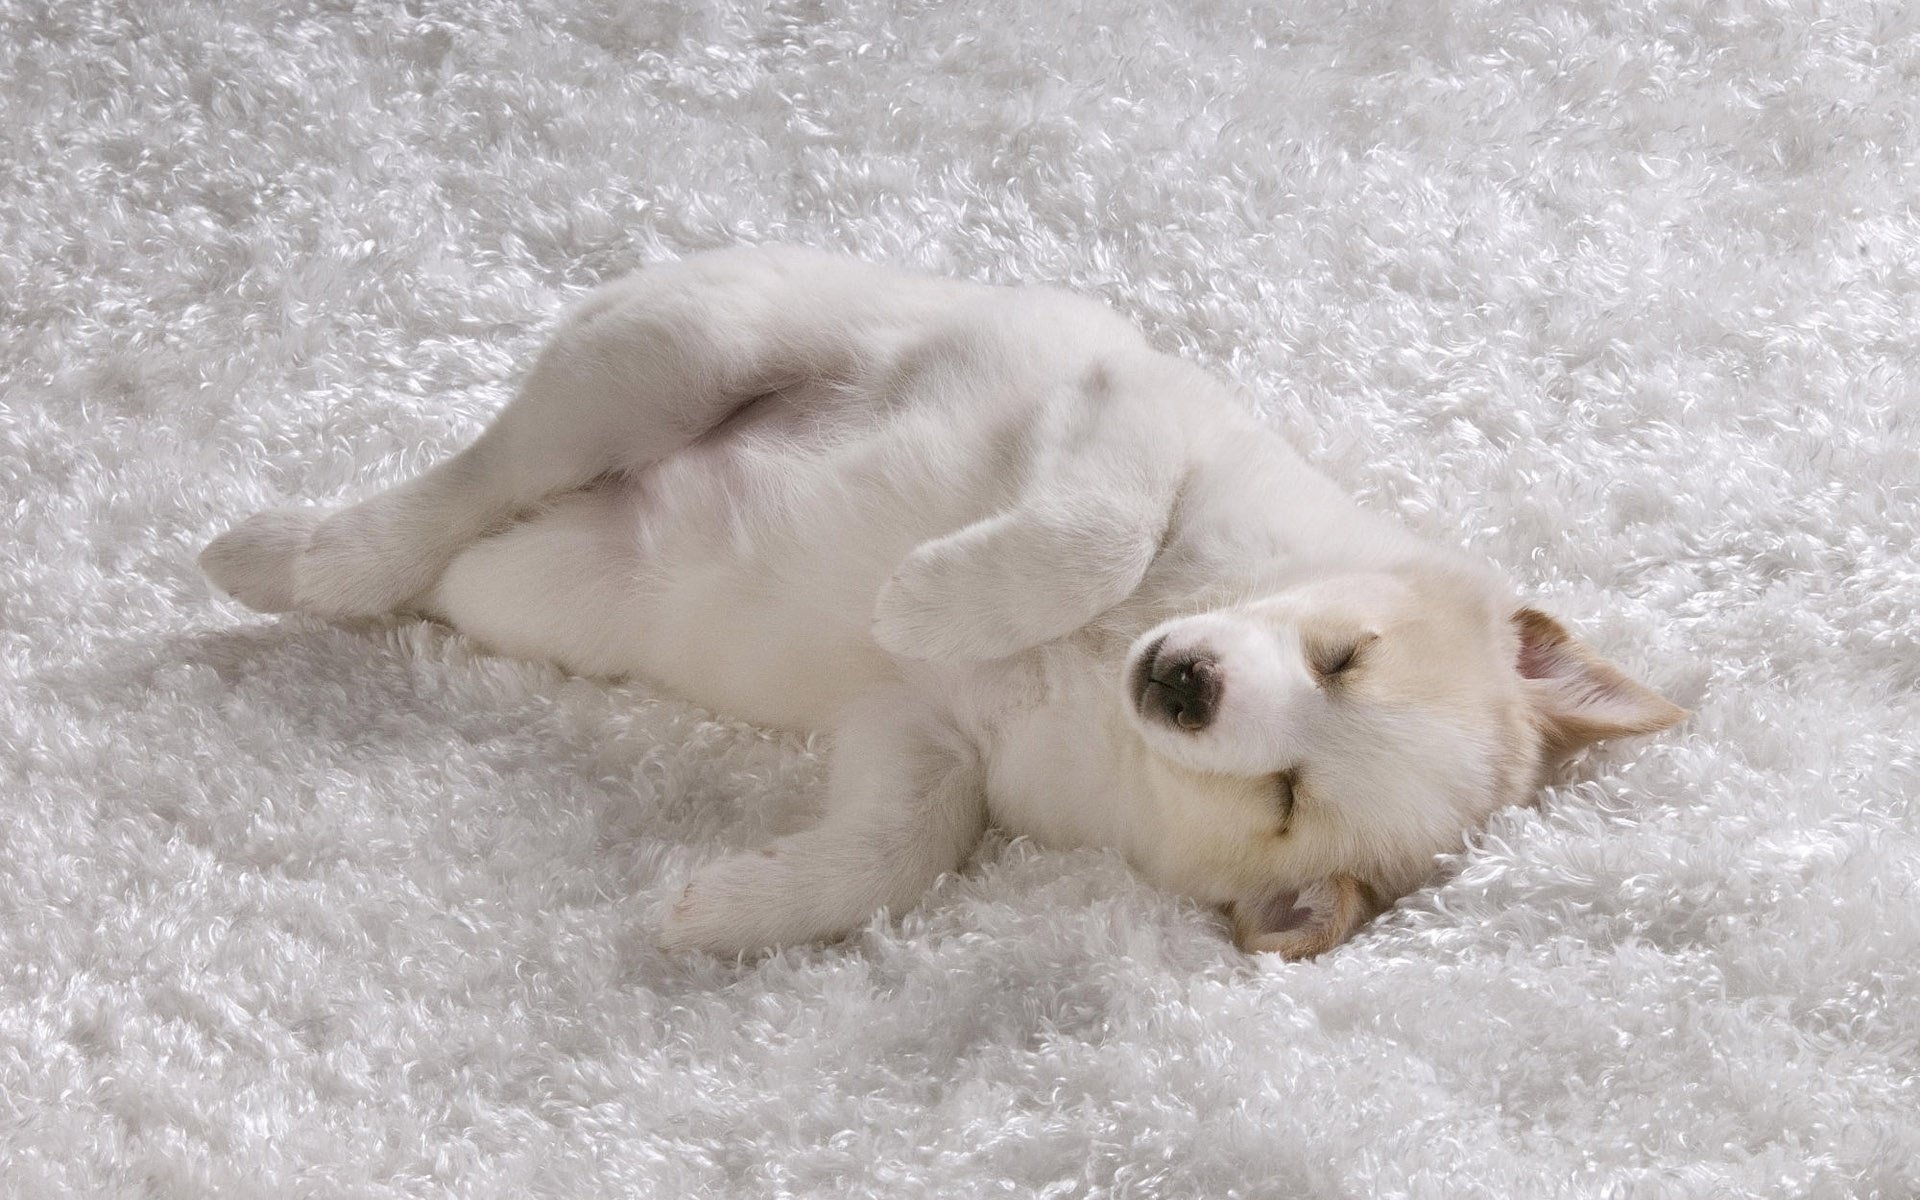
(1122, 565, 1686, 958)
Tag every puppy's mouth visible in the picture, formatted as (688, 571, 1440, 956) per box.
(1129, 634, 1169, 714)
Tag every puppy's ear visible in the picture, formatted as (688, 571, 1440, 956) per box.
(1225, 874, 1384, 959)
(1512, 608, 1688, 757)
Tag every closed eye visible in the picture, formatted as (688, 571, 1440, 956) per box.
(1312, 633, 1379, 681)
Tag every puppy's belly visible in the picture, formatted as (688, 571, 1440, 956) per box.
(612, 423, 991, 731)
(628, 549, 900, 731)
(450, 380, 1017, 731)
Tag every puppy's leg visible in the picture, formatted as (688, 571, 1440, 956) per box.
(658, 690, 987, 956)
(872, 359, 1191, 662)
(872, 483, 1169, 662)
(203, 246, 951, 618)
(419, 489, 643, 677)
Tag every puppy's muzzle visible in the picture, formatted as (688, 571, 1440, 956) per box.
(1133, 637, 1222, 732)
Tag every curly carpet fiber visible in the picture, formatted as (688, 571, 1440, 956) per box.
(3, 1, 1917, 1196)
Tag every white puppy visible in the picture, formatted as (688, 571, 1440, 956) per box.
(202, 246, 1686, 959)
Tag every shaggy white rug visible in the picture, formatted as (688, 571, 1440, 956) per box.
(4, 1, 1917, 1196)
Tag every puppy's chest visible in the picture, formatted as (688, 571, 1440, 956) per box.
(936, 645, 1142, 852)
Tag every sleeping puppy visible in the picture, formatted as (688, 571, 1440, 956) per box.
(200, 246, 1686, 959)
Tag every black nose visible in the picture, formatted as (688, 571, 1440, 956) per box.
(1137, 647, 1222, 731)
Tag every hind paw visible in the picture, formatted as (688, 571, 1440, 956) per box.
(656, 854, 786, 957)
(287, 503, 441, 617)
(202, 499, 444, 618)
(200, 509, 324, 613)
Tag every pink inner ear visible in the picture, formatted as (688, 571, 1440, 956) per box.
(1250, 888, 1315, 934)
(1516, 635, 1561, 681)
(1514, 609, 1576, 681)
(1511, 607, 1688, 746)
(1515, 612, 1629, 704)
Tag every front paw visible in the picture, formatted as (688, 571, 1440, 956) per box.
(871, 546, 1002, 662)
(655, 850, 790, 957)
(870, 567, 945, 660)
